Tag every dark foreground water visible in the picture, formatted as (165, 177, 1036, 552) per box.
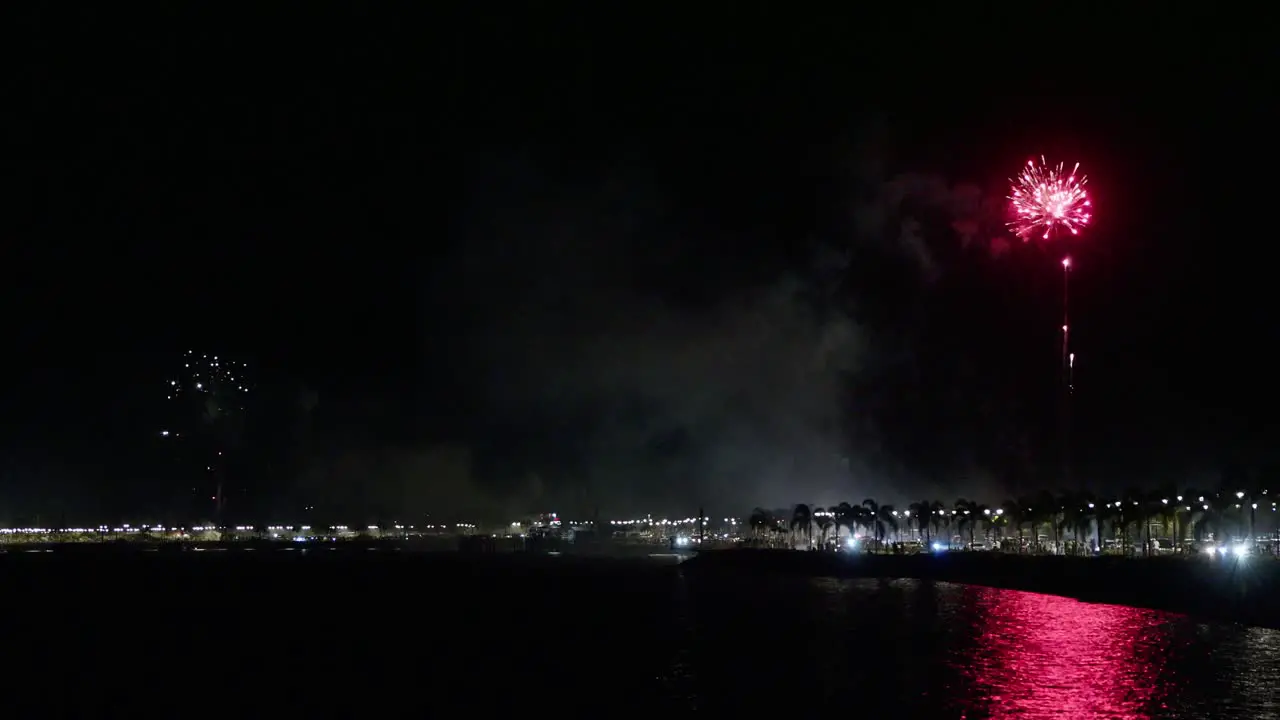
(4, 551, 1278, 717)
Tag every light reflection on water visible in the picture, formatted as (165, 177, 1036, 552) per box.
(961, 585, 1173, 717)
(678, 574, 1280, 717)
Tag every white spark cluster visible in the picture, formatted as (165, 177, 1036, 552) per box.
(167, 351, 250, 412)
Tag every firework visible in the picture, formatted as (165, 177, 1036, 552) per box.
(1007, 156, 1091, 241)
(167, 351, 250, 415)
(1006, 158, 1095, 494)
(164, 351, 251, 520)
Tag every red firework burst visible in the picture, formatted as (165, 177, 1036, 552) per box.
(1008, 156, 1091, 240)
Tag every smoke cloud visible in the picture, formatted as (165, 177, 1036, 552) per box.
(409, 151, 1010, 517)
(283, 150, 1016, 520)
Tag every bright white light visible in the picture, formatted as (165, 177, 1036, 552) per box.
(1202, 546, 1215, 556)
(930, 542, 943, 552)
(1232, 544, 1247, 557)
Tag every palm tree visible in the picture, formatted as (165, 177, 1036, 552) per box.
(1032, 490, 1061, 553)
(861, 499, 880, 550)
(977, 506, 998, 546)
(790, 504, 812, 549)
(860, 499, 897, 550)
(853, 505, 874, 548)
(1216, 486, 1249, 542)
(1119, 491, 1154, 557)
(1189, 493, 1216, 543)
(1078, 494, 1099, 555)
(1175, 495, 1194, 551)
(748, 507, 771, 545)
(771, 521, 788, 546)
(1104, 498, 1122, 555)
(767, 485, 1280, 555)
(1238, 487, 1262, 544)
(1154, 489, 1188, 553)
(1157, 498, 1179, 554)
(909, 500, 943, 546)
(877, 504, 898, 545)
(814, 509, 834, 549)
(954, 498, 979, 548)
(833, 502, 856, 546)
(1085, 494, 1106, 553)
(1001, 498, 1028, 553)
(1142, 492, 1160, 557)
(1058, 492, 1085, 555)
(1221, 464, 1250, 539)
(930, 505, 951, 548)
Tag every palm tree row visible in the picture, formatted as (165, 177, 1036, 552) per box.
(745, 487, 1280, 556)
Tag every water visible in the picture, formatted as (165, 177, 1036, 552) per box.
(5, 552, 1278, 716)
(679, 572, 1280, 718)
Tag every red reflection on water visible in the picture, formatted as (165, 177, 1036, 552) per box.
(963, 588, 1175, 719)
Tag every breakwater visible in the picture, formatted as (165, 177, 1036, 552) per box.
(683, 549, 1280, 629)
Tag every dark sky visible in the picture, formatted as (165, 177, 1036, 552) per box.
(6, 7, 1273, 523)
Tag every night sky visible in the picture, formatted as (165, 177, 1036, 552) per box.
(6, 7, 1271, 524)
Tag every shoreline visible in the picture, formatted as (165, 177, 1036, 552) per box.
(682, 549, 1280, 629)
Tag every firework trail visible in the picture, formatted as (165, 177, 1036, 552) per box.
(1007, 157, 1093, 492)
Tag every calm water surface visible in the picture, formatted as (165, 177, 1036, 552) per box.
(674, 573, 1280, 717)
(9, 555, 1278, 716)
